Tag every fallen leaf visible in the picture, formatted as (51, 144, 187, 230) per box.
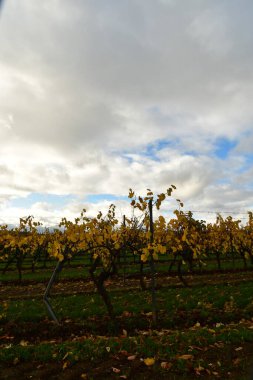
(62, 352, 69, 360)
(189, 345, 203, 351)
(0, 335, 14, 340)
(62, 361, 68, 370)
(161, 361, 172, 369)
(20, 340, 28, 347)
(194, 365, 205, 374)
(233, 358, 241, 366)
(178, 354, 194, 360)
(122, 311, 132, 317)
(143, 357, 155, 366)
(127, 355, 136, 361)
(112, 367, 121, 373)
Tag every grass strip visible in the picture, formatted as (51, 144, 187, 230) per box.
(1, 325, 253, 378)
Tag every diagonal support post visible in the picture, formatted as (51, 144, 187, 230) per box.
(43, 260, 64, 324)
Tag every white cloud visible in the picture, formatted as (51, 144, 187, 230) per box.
(189, 7, 232, 56)
(0, 0, 253, 225)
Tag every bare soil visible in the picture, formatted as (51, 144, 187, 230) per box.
(1, 270, 253, 379)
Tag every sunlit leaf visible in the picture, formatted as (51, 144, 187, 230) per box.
(143, 357, 155, 366)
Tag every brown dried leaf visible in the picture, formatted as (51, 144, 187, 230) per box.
(178, 354, 194, 360)
(112, 367, 121, 373)
(161, 361, 172, 369)
(127, 355, 136, 361)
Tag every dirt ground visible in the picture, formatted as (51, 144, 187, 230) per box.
(1, 268, 253, 301)
(1, 270, 253, 379)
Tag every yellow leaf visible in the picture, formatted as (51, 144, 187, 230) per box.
(62, 361, 68, 370)
(144, 357, 155, 366)
(158, 245, 166, 254)
(20, 340, 28, 347)
(152, 252, 158, 260)
(178, 354, 193, 360)
(58, 254, 64, 262)
(13, 357, 19, 365)
(129, 189, 134, 198)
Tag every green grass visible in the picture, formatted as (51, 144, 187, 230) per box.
(2, 280, 253, 328)
(1, 324, 252, 379)
(0, 266, 90, 282)
(2, 272, 253, 378)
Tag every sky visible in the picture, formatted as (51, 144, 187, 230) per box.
(1, 0, 253, 226)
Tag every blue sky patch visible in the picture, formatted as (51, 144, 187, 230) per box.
(85, 194, 128, 203)
(244, 153, 253, 165)
(10, 193, 75, 209)
(141, 139, 176, 161)
(237, 153, 253, 175)
(214, 137, 237, 159)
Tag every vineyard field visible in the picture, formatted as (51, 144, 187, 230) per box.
(1, 268, 253, 379)
(1, 190, 253, 378)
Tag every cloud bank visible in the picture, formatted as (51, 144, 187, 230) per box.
(0, 0, 253, 225)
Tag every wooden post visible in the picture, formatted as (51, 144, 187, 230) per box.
(123, 215, 127, 285)
(149, 199, 158, 326)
